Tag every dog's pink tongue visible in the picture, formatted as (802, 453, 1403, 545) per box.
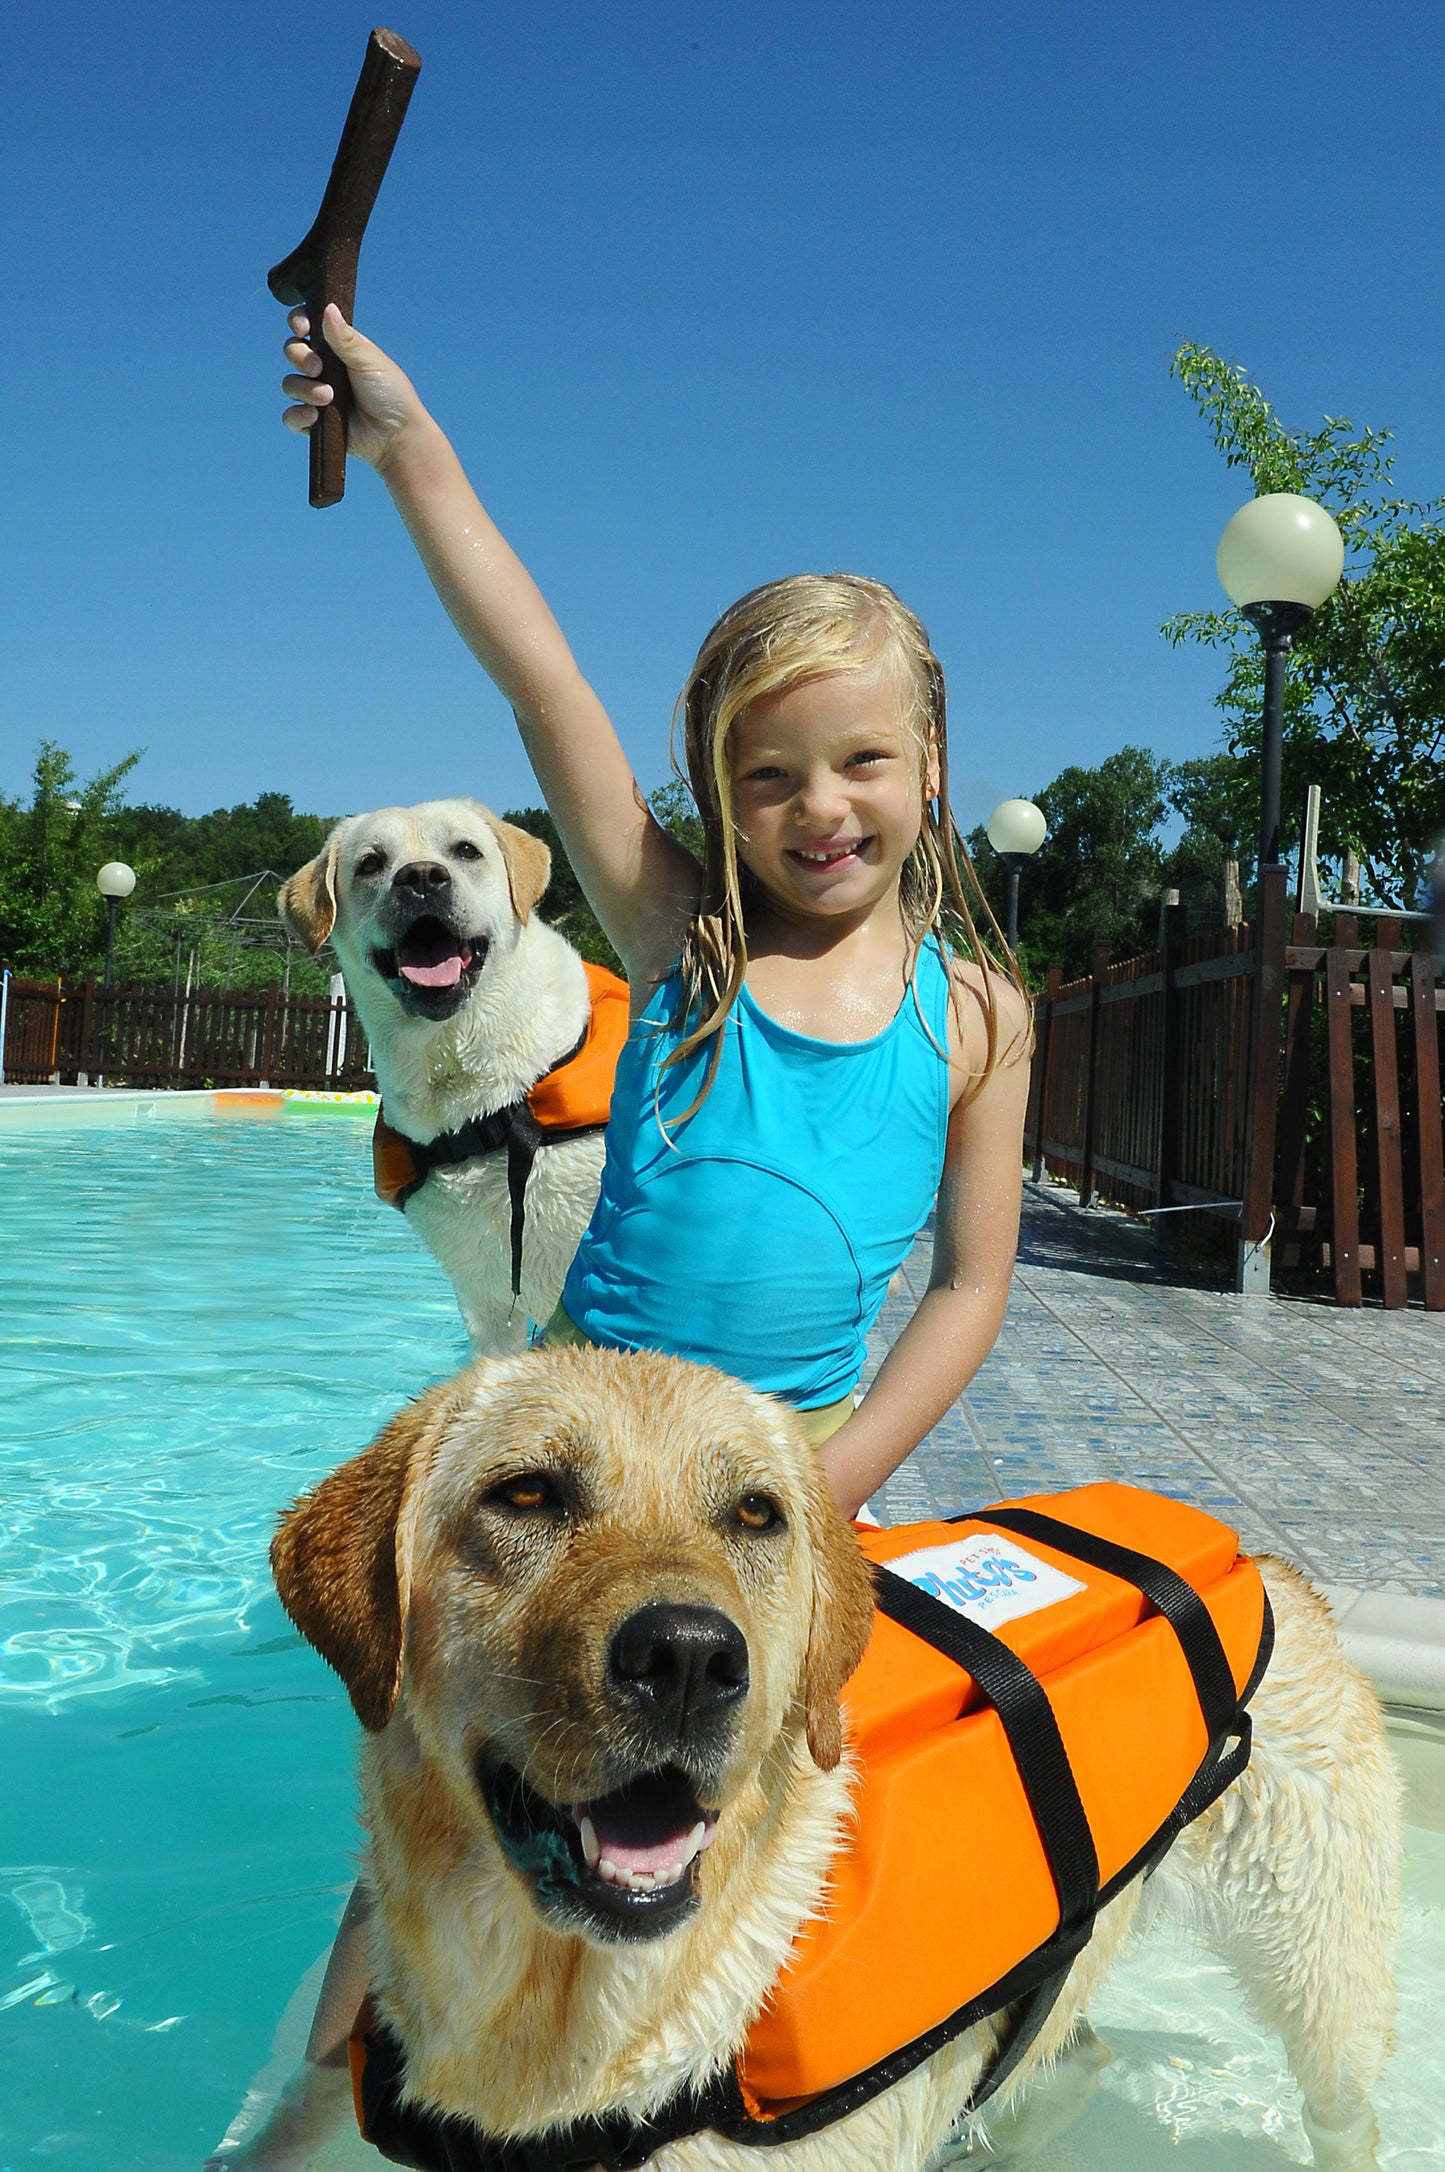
(578, 1782, 719, 1877)
(592, 1819, 703, 1877)
(400, 953, 466, 988)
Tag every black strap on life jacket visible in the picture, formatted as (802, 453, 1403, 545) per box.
(873, 1571, 1102, 1940)
(387, 1027, 603, 1298)
(352, 1520, 1274, 2169)
(979, 1508, 1242, 1756)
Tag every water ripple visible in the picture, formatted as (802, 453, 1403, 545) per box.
(0, 1117, 468, 1709)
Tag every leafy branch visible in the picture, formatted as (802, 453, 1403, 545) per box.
(1164, 345, 1445, 907)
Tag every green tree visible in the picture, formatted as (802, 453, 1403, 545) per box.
(0, 747, 339, 988)
(503, 805, 620, 972)
(1159, 751, 1256, 922)
(647, 777, 706, 861)
(1165, 345, 1445, 908)
(0, 741, 142, 974)
(109, 791, 342, 994)
(506, 781, 705, 979)
(968, 748, 1171, 982)
(3, 746, 701, 989)
(113, 792, 335, 895)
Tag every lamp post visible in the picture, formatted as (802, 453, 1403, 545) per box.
(1215, 494, 1343, 872)
(95, 861, 136, 1084)
(985, 799, 1047, 951)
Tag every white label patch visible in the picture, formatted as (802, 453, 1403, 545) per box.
(885, 1534, 1085, 1630)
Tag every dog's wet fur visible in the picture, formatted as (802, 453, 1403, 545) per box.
(272, 1348, 1401, 2169)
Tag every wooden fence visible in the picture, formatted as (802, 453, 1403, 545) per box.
(0, 973, 372, 1091)
(1024, 865, 1445, 1309)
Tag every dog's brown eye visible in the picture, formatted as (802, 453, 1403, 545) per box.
(735, 1493, 784, 1533)
(355, 851, 386, 879)
(486, 1473, 561, 1515)
(452, 840, 483, 861)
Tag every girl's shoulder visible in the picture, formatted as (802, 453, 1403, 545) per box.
(936, 944, 1032, 1099)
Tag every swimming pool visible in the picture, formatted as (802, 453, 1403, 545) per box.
(1, 1106, 466, 2168)
(0, 1106, 1439, 2168)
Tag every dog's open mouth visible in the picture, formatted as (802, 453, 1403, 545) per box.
(479, 1757, 717, 1938)
(374, 919, 488, 1008)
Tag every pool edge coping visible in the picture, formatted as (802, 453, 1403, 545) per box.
(1326, 1586, 1445, 1712)
(0, 1087, 378, 1125)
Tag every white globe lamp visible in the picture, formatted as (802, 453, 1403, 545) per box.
(96, 862, 137, 901)
(96, 861, 136, 989)
(1215, 494, 1343, 869)
(94, 861, 136, 1088)
(1216, 494, 1344, 611)
(985, 799, 1047, 949)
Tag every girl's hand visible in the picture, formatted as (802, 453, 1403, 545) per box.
(281, 303, 424, 473)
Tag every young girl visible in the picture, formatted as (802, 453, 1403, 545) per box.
(284, 304, 1030, 1522)
(206, 309, 1030, 2170)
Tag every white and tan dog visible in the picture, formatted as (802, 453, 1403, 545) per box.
(266, 1348, 1400, 2172)
(280, 799, 612, 1354)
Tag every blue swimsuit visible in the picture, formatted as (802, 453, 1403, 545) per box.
(562, 941, 953, 1408)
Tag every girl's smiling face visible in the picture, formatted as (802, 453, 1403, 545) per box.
(728, 666, 938, 928)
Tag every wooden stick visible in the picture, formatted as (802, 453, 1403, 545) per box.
(268, 28, 422, 507)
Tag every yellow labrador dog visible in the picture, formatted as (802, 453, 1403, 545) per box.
(280, 799, 609, 1354)
(269, 1350, 1398, 2172)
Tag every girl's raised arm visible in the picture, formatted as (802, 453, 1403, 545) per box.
(282, 306, 699, 984)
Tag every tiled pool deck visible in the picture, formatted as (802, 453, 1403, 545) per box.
(868, 1179, 1445, 1605)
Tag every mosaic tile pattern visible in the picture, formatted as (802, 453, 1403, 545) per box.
(863, 1181, 1445, 1597)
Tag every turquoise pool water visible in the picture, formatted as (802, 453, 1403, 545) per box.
(0, 1108, 1439, 2169)
(1, 1110, 466, 2168)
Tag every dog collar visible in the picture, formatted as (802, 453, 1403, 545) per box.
(352, 2012, 740, 2172)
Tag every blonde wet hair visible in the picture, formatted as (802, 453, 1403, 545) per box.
(663, 572, 1020, 1119)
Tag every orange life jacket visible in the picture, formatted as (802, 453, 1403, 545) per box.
(371, 962, 629, 1295)
(351, 1483, 1272, 2171)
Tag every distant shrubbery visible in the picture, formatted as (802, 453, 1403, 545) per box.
(966, 747, 1257, 985)
(0, 744, 704, 991)
(0, 743, 338, 992)
(504, 780, 704, 978)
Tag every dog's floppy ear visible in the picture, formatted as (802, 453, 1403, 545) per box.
(801, 1482, 877, 1771)
(271, 1378, 462, 1730)
(485, 815, 552, 924)
(278, 834, 341, 953)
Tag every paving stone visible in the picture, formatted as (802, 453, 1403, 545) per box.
(865, 1180, 1445, 1596)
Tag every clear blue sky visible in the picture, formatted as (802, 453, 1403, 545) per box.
(3, 0, 1442, 834)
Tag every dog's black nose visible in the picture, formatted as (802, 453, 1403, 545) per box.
(393, 859, 452, 899)
(609, 1604, 749, 1739)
